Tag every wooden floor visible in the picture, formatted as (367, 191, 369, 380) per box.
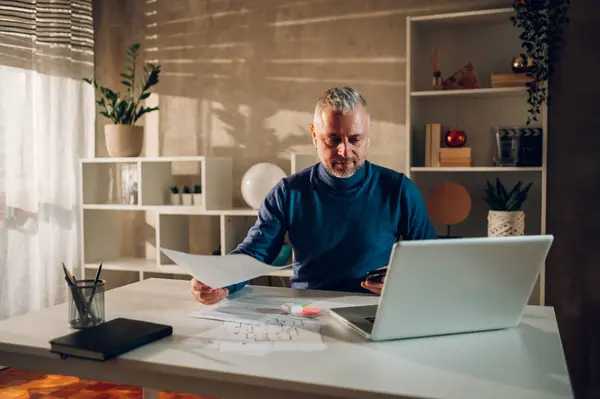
(0, 368, 210, 398)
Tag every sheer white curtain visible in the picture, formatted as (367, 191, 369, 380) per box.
(0, 0, 95, 320)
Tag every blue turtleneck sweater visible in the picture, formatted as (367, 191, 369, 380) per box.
(227, 161, 437, 294)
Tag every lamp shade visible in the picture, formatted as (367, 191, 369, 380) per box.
(241, 163, 286, 209)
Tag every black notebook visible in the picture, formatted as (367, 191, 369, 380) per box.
(49, 318, 173, 361)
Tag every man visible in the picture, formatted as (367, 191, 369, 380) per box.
(191, 87, 437, 305)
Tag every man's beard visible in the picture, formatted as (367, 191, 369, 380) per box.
(324, 158, 364, 178)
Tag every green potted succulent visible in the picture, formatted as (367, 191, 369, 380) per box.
(192, 184, 203, 207)
(181, 185, 193, 206)
(484, 178, 533, 237)
(83, 43, 161, 157)
(169, 185, 180, 206)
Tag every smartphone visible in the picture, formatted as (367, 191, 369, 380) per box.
(365, 268, 387, 283)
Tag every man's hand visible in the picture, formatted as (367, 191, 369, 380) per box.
(190, 278, 228, 305)
(360, 266, 387, 296)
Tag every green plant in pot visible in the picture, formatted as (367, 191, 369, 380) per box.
(510, 0, 570, 125)
(484, 178, 533, 237)
(192, 184, 203, 207)
(169, 185, 180, 205)
(83, 43, 161, 157)
(181, 185, 193, 206)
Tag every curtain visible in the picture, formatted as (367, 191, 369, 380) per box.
(0, 0, 95, 320)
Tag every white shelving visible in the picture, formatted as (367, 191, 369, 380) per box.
(79, 153, 318, 284)
(405, 8, 548, 305)
(411, 87, 526, 98)
(410, 167, 543, 173)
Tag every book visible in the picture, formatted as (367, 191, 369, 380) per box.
(431, 123, 441, 167)
(49, 318, 173, 361)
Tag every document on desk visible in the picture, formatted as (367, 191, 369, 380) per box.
(189, 294, 311, 325)
(195, 317, 326, 356)
(160, 248, 292, 288)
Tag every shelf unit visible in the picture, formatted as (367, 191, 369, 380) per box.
(79, 153, 318, 286)
(405, 8, 548, 305)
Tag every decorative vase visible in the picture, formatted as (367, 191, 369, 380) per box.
(444, 130, 467, 147)
(193, 193, 203, 207)
(104, 124, 144, 157)
(487, 210, 525, 237)
(181, 193, 193, 206)
(170, 193, 180, 205)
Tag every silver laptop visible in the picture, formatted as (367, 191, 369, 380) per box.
(330, 235, 554, 341)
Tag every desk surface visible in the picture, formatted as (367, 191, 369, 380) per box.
(0, 279, 572, 399)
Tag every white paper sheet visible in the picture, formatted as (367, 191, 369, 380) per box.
(160, 248, 292, 288)
(189, 295, 312, 325)
(307, 295, 381, 311)
(196, 317, 326, 355)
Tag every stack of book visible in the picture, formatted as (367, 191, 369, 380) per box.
(491, 73, 531, 88)
(439, 147, 471, 167)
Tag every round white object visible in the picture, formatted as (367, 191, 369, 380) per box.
(241, 163, 286, 209)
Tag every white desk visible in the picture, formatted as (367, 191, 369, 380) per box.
(0, 278, 572, 399)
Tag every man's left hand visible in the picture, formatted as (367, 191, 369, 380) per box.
(361, 266, 387, 296)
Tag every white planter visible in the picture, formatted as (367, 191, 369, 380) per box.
(170, 193, 180, 205)
(104, 124, 144, 157)
(193, 193, 203, 207)
(488, 210, 525, 237)
(181, 193, 193, 206)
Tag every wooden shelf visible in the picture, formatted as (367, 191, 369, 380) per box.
(84, 258, 157, 272)
(79, 154, 314, 285)
(411, 87, 526, 98)
(410, 167, 543, 172)
(82, 204, 143, 210)
(406, 7, 547, 305)
(81, 156, 207, 163)
(82, 204, 258, 216)
(85, 258, 189, 275)
(409, 8, 513, 26)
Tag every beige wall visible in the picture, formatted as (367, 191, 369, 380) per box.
(93, 0, 507, 206)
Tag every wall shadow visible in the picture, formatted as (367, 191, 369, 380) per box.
(111, 0, 509, 204)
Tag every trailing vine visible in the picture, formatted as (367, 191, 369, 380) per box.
(510, 0, 570, 125)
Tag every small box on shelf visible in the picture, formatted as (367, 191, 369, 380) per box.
(440, 147, 472, 167)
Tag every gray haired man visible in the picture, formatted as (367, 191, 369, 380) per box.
(191, 86, 436, 304)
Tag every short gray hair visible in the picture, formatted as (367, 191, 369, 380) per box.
(314, 87, 368, 118)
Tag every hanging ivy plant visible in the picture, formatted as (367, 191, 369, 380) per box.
(510, 0, 570, 125)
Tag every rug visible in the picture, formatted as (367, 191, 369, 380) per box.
(0, 368, 210, 398)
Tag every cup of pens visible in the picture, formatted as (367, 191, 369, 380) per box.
(63, 263, 104, 329)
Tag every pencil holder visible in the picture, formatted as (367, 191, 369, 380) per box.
(68, 279, 105, 329)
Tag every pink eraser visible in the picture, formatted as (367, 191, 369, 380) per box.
(297, 307, 322, 317)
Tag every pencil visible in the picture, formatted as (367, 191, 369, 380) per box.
(85, 262, 103, 320)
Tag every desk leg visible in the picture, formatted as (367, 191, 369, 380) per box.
(142, 387, 158, 399)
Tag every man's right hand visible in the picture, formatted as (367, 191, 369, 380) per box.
(190, 278, 228, 305)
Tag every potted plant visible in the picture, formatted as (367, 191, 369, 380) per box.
(192, 184, 203, 207)
(169, 185, 180, 205)
(484, 178, 533, 237)
(83, 43, 161, 157)
(181, 185, 193, 206)
(510, 1, 569, 125)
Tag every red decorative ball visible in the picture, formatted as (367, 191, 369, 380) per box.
(444, 130, 467, 147)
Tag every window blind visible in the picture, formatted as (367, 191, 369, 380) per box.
(0, 0, 93, 75)
(0, 0, 93, 50)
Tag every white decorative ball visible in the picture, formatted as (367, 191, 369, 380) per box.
(241, 163, 286, 209)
